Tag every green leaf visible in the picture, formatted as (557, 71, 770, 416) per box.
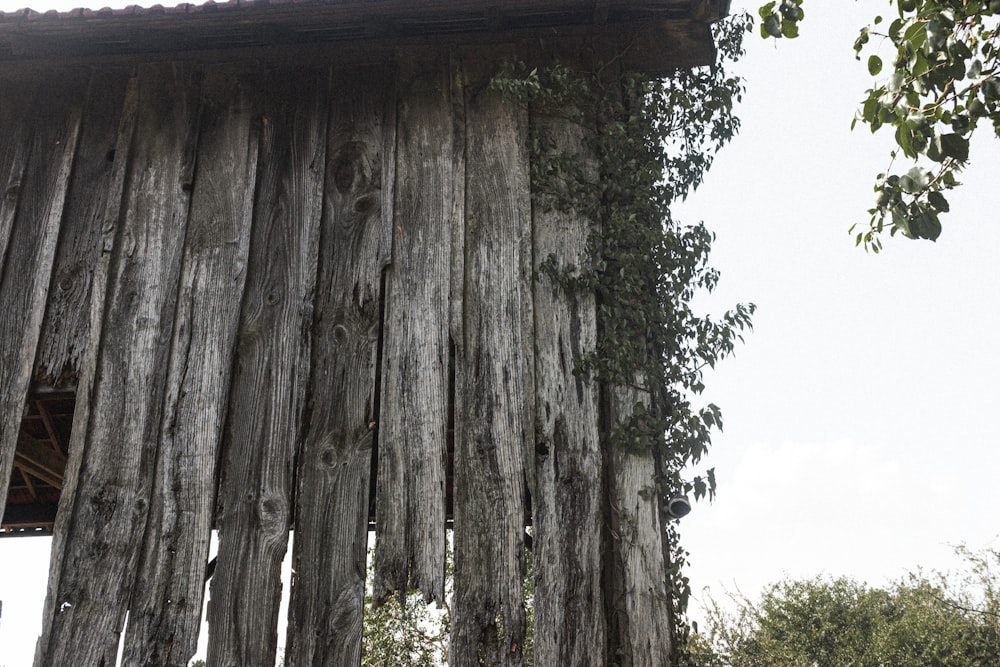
(926, 20, 948, 50)
(868, 55, 883, 75)
(761, 14, 783, 38)
(928, 133, 970, 162)
(898, 166, 929, 193)
(982, 78, 1000, 102)
(927, 190, 950, 212)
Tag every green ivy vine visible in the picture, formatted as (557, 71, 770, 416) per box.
(489, 13, 755, 661)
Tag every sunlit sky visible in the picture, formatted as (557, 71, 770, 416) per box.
(1, 0, 999, 665)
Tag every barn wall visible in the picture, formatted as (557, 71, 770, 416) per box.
(0, 47, 675, 667)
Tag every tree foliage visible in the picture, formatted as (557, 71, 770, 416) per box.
(686, 547, 1000, 666)
(361, 544, 535, 666)
(490, 16, 754, 654)
(759, 0, 1000, 250)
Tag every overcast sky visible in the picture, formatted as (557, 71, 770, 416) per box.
(2, 0, 999, 665)
(676, 0, 1000, 620)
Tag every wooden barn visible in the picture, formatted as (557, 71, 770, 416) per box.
(0, 1, 729, 665)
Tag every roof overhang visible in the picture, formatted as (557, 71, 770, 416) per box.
(0, 0, 730, 71)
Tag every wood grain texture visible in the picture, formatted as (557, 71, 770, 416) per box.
(35, 72, 140, 667)
(36, 67, 131, 385)
(120, 65, 260, 667)
(34, 62, 201, 667)
(0, 73, 83, 525)
(605, 385, 675, 667)
(0, 78, 35, 279)
(374, 50, 453, 606)
(529, 108, 606, 666)
(284, 63, 395, 667)
(448, 50, 467, 354)
(206, 67, 328, 667)
(451, 49, 532, 667)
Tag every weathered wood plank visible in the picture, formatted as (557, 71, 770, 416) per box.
(451, 50, 532, 667)
(530, 108, 606, 665)
(35, 71, 140, 667)
(0, 78, 35, 278)
(374, 50, 452, 605)
(0, 73, 83, 525)
(34, 63, 202, 667)
(606, 385, 676, 667)
(448, 50, 467, 360)
(207, 67, 328, 667)
(36, 67, 131, 385)
(284, 62, 395, 667)
(120, 65, 260, 667)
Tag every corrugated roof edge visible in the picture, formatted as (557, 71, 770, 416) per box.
(0, 0, 731, 24)
(0, 1, 285, 22)
(0, 1, 728, 71)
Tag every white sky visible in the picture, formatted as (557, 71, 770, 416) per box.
(2, 0, 999, 664)
(676, 0, 1000, 623)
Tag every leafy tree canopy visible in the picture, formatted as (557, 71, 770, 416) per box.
(685, 546, 1000, 666)
(759, 0, 1000, 251)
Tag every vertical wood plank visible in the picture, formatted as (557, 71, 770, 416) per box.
(36, 68, 131, 385)
(606, 386, 676, 667)
(451, 49, 532, 667)
(121, 65, 260, 667)
(374, 50, 452, 605)
(448, 51, 467, 362)
(207, 67, 328, 667)
(0, 78, 35, 278)
(34, 63, 202, 667)
(35, 71, 141, 667)
(0, 72, 84, 524)
(284, 62, 395, 667)
(530, 108, 606, 665)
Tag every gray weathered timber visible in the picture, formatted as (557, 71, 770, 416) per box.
(374, 50, 453, 605)
(121, 66, 260, 667)
(529, 108, 606, 666)
(207, 68, 328, 667)
(284, 63, 395, 667)
(35, 63, 201, 667)
(0, 74, 82, 523)
(0, 78, 35, 279)
(606, 385, 676, 667)
(34, 73, 140, 667)
(448, 50, 467, 366)
(36, 68, 131, 384)
(451, 50, 532, 667)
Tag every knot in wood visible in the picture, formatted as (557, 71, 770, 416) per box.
(352, 193, 377, 215)
(330, 141, 369, 195)
(257, 494, 288, 533)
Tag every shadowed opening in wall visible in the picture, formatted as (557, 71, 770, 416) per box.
(1, 389, 75, 538)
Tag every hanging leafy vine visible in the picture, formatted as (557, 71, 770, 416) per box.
(489, 13, 755, 661)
